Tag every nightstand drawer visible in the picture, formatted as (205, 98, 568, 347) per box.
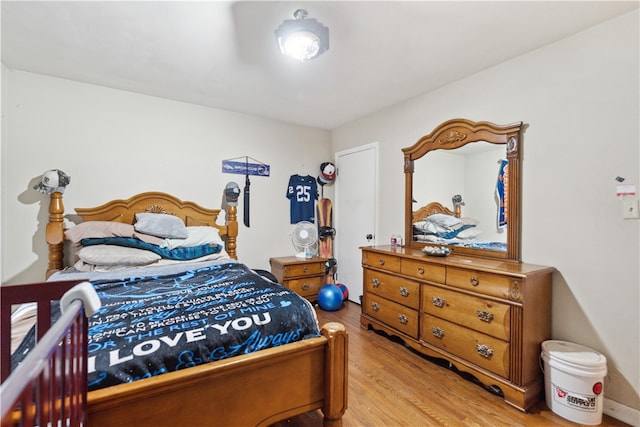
(283, 262, 324, 278)
(285, 276, 323, 298)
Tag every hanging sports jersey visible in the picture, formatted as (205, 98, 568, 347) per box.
(287, 174, 318, 223)
(496, 159, 508, 228)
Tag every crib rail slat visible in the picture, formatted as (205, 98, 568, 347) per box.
(1, 299, 87, 427)
(1, 280, 95, 427)
(1, 280, 86, 382)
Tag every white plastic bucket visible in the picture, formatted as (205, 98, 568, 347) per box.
(541, 340, 607, 425)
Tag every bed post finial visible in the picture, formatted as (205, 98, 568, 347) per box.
(46, 191, 65, 278)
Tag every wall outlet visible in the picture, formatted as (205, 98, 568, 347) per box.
(623, 198, 640, 219)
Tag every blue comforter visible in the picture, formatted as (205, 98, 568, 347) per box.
(13, 261, 320, 391)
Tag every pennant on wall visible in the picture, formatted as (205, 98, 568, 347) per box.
(222, 159, 270, 177)
(222, 156, 270, 228)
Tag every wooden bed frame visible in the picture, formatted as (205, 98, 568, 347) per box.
(412, 201, 458, 223)
(5, 191, 348, 426)
(44, 191, 239, 278)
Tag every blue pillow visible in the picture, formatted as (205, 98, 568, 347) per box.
(80, 237, 222, 260)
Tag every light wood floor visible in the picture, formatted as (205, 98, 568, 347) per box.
(275, 301, 630, 427)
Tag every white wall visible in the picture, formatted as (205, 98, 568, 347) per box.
(0, 64, 7, 281)
(332, 10, 639, 417)
(1, 69, 331, 284)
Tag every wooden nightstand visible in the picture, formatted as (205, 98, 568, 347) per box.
(269, 256, 328, 301)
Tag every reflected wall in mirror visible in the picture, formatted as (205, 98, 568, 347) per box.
(403, 119, 524, 261)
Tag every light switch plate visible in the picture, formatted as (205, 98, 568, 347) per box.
(623, 198, 640, 219)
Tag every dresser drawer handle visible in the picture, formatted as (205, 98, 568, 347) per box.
(431, 327, 445, 339)
(476, 344, 494, 358)
(477, 310, 494, 322)
(303, 266, 309, 273)
(398, 314, 409, 325)
(417, 266, 424, 275)
(378, 258, 385, 266)
(301, 283, 310, 291)
(399, 287, 410, 297)
(470, 276, 479, 286)
(372, 278, 381, 288)
(432, 297, 445, 308)
(371, 302, 380, 311)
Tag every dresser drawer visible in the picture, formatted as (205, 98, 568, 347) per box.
(363, 294, 419, 339)
(447, 267, 521, 301)
(422, 285, 511, 341)
(362, 251, 401, 273)
(282, 262, 324, 278)
(285, 276, 323, 298)
(364, 268, 419, 309)
(401, 259, 446, 283)
(421, 314, 509, 378)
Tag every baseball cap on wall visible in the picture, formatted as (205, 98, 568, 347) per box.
(33, 169, 71, 194)
(317, 162, 336, 185)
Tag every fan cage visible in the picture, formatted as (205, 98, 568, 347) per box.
(291, 221, 318, 257)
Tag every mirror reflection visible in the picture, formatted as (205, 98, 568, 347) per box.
(412, 142, 507, 251)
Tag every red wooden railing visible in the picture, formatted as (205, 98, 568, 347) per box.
(1, 280, 98, 427)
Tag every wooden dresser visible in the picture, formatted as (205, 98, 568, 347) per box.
(269, 256, 327, 301)
(360, 245, 554, 411)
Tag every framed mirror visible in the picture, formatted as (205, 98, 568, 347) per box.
(403, 119, 524, 261)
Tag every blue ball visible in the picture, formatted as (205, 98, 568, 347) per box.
(318, 284, 343, 311)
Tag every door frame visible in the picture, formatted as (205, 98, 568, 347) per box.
(334, 142, 379, 302)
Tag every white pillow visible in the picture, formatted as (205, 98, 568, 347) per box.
(414, 221, 450, 234)
(426, 214, 461, 227)
(134, 213, 188, 239)
(414, 220, 428, 230)
(73, 260, 141, 272)
(456, 228, 483, 239)
(161, 226, 224, 249)
(78, 245, 161, 266)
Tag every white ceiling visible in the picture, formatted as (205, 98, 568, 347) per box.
(2, 1, 638, 130)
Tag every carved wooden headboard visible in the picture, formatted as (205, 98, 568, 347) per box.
(45, 191, 238, 278)
(412, 201, 457, 223)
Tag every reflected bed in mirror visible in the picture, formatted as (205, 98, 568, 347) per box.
(403, 119, 524, 261)
(412, 200, 507, 253)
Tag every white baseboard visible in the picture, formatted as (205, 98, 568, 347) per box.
(604, 398, 640, 426)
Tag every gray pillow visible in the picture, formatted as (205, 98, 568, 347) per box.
(134, 213, 188, 239)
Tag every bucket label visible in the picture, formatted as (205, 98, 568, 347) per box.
(551, 383, 598, 412)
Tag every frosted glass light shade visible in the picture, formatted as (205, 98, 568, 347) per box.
(275, 10, 329, 62)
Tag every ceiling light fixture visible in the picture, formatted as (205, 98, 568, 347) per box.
(275, 9, 329, 62)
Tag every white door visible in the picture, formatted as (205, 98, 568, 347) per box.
(334, 143, 378, 304)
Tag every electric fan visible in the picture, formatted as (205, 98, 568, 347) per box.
(291, 221, 318, 259)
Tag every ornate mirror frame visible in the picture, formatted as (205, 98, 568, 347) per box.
(403, 118, 524, 261)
